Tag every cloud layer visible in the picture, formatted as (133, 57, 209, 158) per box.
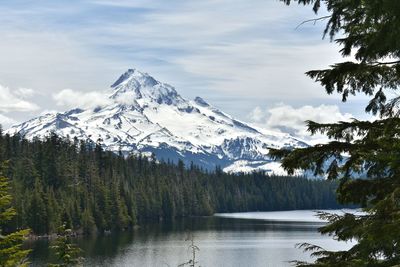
(0, 1, 347, 117)
(249, 104, 354, 143)
(0, 85, 40, 128)
(53, 89, 111, 109)
(0, 0, 369, 134)
(0, 85, 39, 113)
(0, 113, 16, 128)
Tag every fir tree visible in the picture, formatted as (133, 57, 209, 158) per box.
(27, 178, 47, 234)
(272, 0, 400, 265)
(48, 225, 83, 267)
(0, 164, 30, 267)
(81, 208, 96, 235)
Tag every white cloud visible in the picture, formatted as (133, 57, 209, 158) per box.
(0, 85, 40, 113)
(249, 104, 354, 143)
(173, 41, 341, 99)
(14, 88, 36, 98)
(0, 113, 17, 128)
(0, 0, 365, 127)
(89, 0, 161, 8)
(0, 0, 337, 101)
(0, 30, 123, 92)
(53, 89, 111, 109)
(52, 88, 150, 109)
(248, 106, 264, 122)
(112, 91, 139, 106)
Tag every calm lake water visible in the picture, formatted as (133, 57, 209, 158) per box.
(28, 210, 354, 267)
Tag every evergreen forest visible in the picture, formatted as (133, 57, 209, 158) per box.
(0, 129, 341, 236)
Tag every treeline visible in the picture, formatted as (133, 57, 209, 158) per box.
(0, 129, 341, 235)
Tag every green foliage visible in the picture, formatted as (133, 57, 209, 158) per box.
(48, 225, 83, 267)
(275, 0, 400, 265)
(27, 178, 47, 234)
(282, 0, 400, 117)
(0, 164, 30, 267)
(0, 132, 342, 238)
(272, 119, 400, 266)
(81, 209, 96, 236)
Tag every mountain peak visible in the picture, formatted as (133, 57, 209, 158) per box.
(111, 68, 158, 89)
(7, 67, 309, 174)
(110, 68, 182, 105)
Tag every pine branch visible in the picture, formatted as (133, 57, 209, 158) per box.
(371, 60, 400, 66)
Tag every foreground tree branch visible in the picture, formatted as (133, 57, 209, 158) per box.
(277, 0, 400, 266)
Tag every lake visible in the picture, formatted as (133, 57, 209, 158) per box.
(28, 210, 355, 267)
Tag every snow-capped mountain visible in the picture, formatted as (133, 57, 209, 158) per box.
(7, 68, 308, 173)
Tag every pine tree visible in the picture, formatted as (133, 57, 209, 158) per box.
(162, 190, 175, 219)
(109, 181, 130, 230)
(46, 188, 61, 234)
(81, 208, 96, 235)
(27, 178, 47, 234)
(273, 1, 400, 265)
(0, 165, 30, 267)
(48, 224, 83, 267)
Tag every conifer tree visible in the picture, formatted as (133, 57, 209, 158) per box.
(109, 181, 130, 230)
(27, 178, 47, 234)
(273, 0, 400, 265)
(48, 224, 83, 267)
(0, 164, 30, 267)
(81, 208, 96, 235)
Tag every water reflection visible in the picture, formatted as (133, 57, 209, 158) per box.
(28, 215, 351, 267)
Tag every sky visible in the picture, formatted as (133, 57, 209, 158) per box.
(0, 0, 371, 141)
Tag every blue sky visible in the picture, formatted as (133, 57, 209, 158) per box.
(0, 0, 370, 140)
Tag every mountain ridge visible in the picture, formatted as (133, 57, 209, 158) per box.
(6, 68, 308, 173)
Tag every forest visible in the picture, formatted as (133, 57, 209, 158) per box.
(0, 128, 341, 236)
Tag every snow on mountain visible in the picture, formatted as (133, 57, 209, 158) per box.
(6, 68, 309, 173)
